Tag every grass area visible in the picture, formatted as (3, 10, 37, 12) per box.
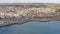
(47, 5, 60, 9)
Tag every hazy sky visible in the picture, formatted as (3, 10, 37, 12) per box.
(0, 0, 60, 3)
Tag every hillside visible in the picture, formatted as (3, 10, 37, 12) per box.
(0, 3, 60, 18)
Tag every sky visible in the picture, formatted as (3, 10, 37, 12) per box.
(0, 0, 60, 3)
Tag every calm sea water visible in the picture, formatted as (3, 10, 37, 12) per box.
(0, 21, 60, 34)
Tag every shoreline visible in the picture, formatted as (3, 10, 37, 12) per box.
(0, 17, 60, 27)
(0, 3, 60, 27)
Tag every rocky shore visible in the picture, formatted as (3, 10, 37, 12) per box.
(0, 17, 60, 27)
(0, 3, 60, 27)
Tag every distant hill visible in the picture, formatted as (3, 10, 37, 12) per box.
(0, 3, 60, 9)
(0, 3, 59, 8)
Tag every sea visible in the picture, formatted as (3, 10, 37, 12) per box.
(0, 21, 60, 34)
